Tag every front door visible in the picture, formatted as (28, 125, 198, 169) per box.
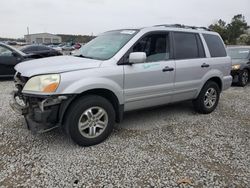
(0, 45, 20, 76)
(123, 32, 175, 111)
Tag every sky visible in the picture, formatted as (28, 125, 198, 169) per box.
(0, 0, 249, 38)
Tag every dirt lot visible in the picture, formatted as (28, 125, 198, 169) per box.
(0, 79, 249, 187)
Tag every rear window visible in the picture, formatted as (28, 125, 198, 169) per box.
(203, 34, 227, 57)
(173, 32, 204, 59)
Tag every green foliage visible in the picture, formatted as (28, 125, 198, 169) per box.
(209, 14, 249, 45)
(209, 19, 228, 42)
(237, 34, 250, 45)
(227, 14, 249, 44)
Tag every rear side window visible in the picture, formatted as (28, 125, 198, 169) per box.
(203, 34, 227, 57)
(37, 46, 50, 51)
(22, 46, 37, 53)
(173, 32, 204, 59)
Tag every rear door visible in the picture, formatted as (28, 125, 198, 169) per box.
(172, 32, 209, 102)
(123, 32, 175, 111)
(22, 46, 38, 54)
(202, 33, 230, 80)
(37, 46, 51, 57)
(0, 45, 20, 76)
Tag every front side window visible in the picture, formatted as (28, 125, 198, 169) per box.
(203, 34, 227, 57)
(173, 32, 200, 59)
(132, 33, 170, 62)
(75, 30, 138, 60)
(0, 46, 13, 57)
(227, 48, 250, 59)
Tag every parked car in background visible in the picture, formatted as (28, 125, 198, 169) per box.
(227, 46, 250, 86)
(0, 43, 34, 77)
(74, 43, 82, 49)
(61, 44, 75, 51)
(11, 25, 232, 146)
(52, 43, 65, 53)
(6, 41, 17, 46)
(70, 49, 80, 56)
(21, 45, 62, 58)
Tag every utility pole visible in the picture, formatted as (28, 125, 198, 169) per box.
(27, 27, 30, 44)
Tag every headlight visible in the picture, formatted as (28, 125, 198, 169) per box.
(23, 74, 60, 93)
(232, 64, 241, 70)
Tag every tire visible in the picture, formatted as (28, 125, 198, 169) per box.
(193, 81, 220, 114)
(64, 95, 115, 147)
(238, 69, 249, 87)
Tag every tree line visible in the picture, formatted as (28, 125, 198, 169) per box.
(57, 34, 95, 44)
(209, 14, 250, 45)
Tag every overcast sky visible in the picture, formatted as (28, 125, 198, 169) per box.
(0, 0, 249, 38)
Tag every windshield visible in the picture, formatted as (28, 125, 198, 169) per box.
(74, 30, 138, 60)
(0, 43, 26, 56)
(227, 48, 250, 59)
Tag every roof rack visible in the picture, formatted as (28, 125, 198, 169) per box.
(154, 24, 211, 31)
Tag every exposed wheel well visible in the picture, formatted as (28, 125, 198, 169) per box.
(62, 89, 123, 124)
(206, 77, 222, 91)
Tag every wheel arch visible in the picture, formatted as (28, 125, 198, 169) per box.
(244, 67, 250, 74)
(60, 88, 124, 126)
(196, 75, 223, 99)
(206, 77, 222, 92)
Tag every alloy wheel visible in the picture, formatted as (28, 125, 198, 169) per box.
(204, 88, 217, 109)
(78, 106, 108, 138)
(242, 71, 249, 85)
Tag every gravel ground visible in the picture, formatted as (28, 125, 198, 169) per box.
(0, 79, 249, 188)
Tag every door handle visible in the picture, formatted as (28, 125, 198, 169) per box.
(201, 63, 210, 68)
(162, 66, 174, 72)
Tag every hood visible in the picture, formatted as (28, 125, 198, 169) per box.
(231, 59, 249, 65)
(15, 56, 102, 77)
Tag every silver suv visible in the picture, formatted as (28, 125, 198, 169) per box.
(11, 25, 232, 146)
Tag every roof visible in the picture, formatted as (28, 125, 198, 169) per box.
(110, 24, 217, 35)
(154, 24, 211, 31)
(227, 45, 250, 49)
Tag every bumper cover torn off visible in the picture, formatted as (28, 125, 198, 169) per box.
(10, 91, 68, 134)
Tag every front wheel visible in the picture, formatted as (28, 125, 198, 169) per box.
(238, 69, 249, 87)
(64, 95, 115, 147)
(193, 81, 220, 114)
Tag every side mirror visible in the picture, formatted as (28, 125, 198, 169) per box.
(129, 52, 146, 64)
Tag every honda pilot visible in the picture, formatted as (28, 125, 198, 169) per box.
(10, 25, 232, 146)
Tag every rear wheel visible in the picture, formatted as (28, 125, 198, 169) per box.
(64, 95, 115, 147)
(238, 69, 249, 87)
(193, 81, 220, 114)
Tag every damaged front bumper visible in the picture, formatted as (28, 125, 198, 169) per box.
(10, 90, 73, 134)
